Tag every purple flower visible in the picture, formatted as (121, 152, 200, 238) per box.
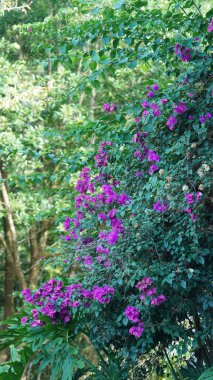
(117, 193, 130, 205)
(31, 319, 44, 327)
(136, 277, 153, 291)
(21, 317, 28, 324)
(141, 101, 149, 108)
(147, 91, 154, 98)
(180, 47, 191, 62)
(152, 107, 161, 117)
(173, 101, 187, 114)
(32, 309, 39, 319)
(135, 171, 143, 177)
(84, 255, 93, 267)
(135, 117, 141, 123)
(207, 19, 213, 33)
(103, 103, 117, 113)
(160, 98, 167, 105)
(190, 213, 197, 221)
(108, 208, 117, 218)
(185, 193, 194, 204)
(64, 217, 71, 231)
(148, 164, 159, 174)
(107, 229, 119, 245)
(153, 200, 168, 213)
(92, 285, 115, 304)
(200, 116, 205, 123)
(129, 323, 144, 338)
(148, 150, 160, 162)
(188, 115, 193, 120)
(125, 306, 140, 323)
(166, 115, 177, 130)
(151, 294, 166, 305)
(75, 256, 82, 262)
(142, 110, 149, 117)
(183, 207, 192, 214)
(174, 44, 181, 55)
(196, 192, 202, 203)
(205, 113, 212, 119)
(152, 84, 159, 91)
(194, 36, 199, 42)
(98, 213, 108, 221)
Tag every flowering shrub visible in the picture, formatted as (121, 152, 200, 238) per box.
(1, 1, 213, 379)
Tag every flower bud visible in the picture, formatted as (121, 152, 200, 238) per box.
(182, 185, 189, 192)
(198, 184, 204, 190)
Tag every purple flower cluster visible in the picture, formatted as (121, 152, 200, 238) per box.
(174, 44, 191, 62)
(136, 277, 166, 305)
(200, 113, 212, 123)
(153, 200, 168, 213)
(125, 305, 140, 322)
(94, 141, 112, 167)
(21, 280, 115, 327)
(173, 101, 187, 114)
(103, 103, 117, 113)
(184, 192, 202, 221)
(129, 323, 144, 338)
(125, 306, 144, 338)
(166, 101, 187, 131)
(124, 277, 166, 338)
(208, 19, 213, 33)
(132, 131, 160, 175)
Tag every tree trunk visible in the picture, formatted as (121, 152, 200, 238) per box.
(3, 226, 15, 319)
(28, 219, 52, 288)
(0, 168, 26, 293)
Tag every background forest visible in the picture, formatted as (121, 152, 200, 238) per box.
(0, 0, 212, 379)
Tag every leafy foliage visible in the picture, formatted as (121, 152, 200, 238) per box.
(0, 0, 212, 379)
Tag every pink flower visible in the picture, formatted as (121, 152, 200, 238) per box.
(135, 117, 141, 123)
